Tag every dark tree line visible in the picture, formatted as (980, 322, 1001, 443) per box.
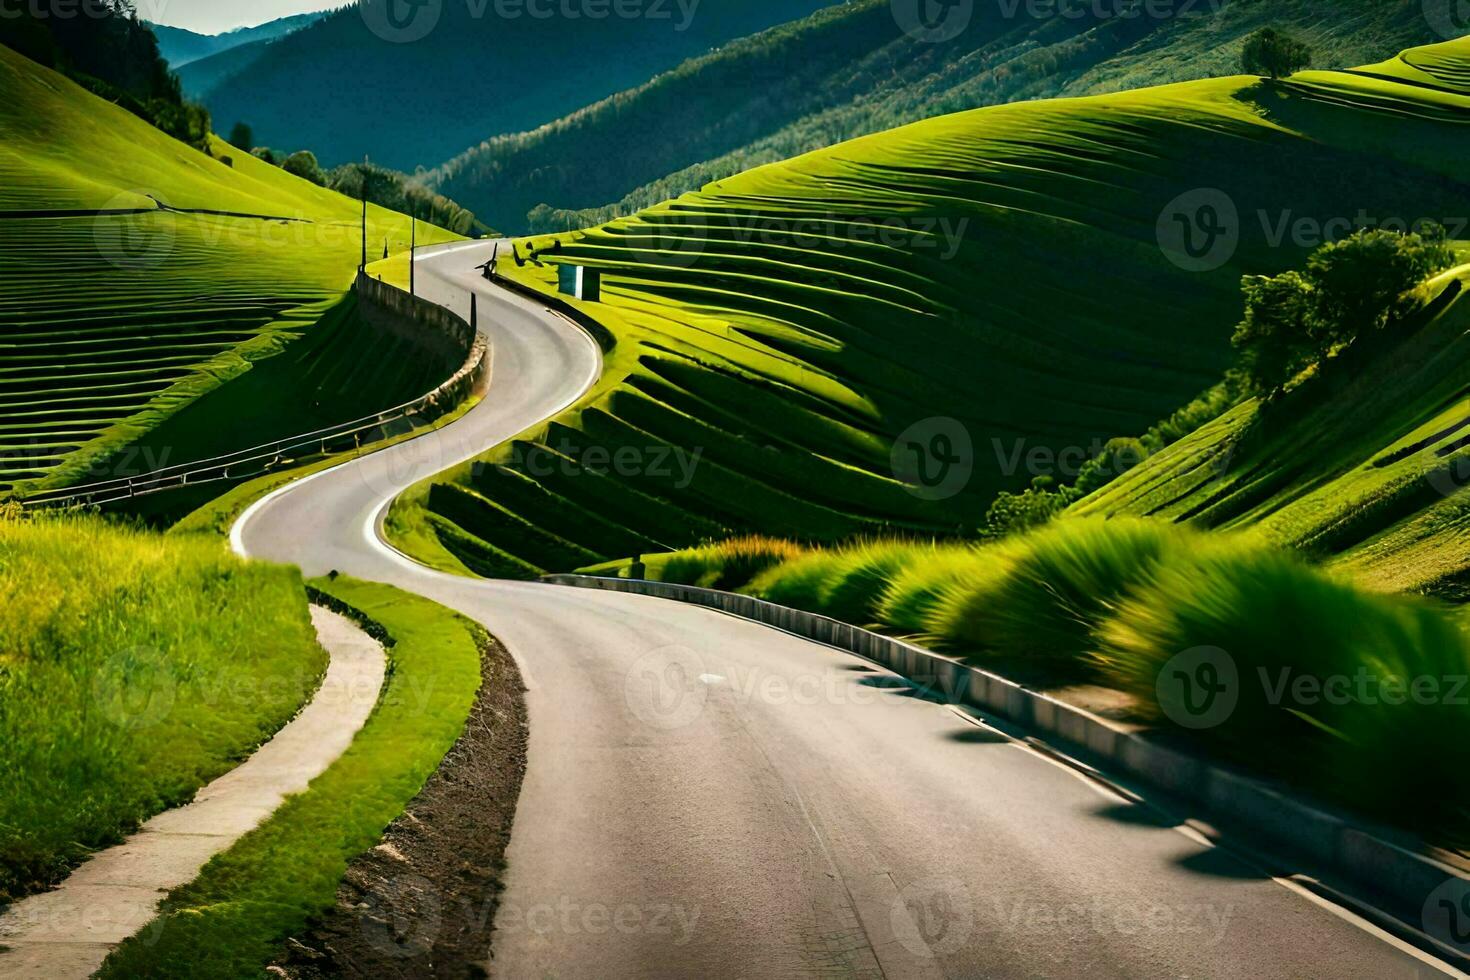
(0, 0, 210, 148)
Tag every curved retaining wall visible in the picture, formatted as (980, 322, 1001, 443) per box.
(355, 272, 492, 410)
(543, 572, 1470, 954)
(19, 278, 489, 509)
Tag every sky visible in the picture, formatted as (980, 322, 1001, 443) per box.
(141, 0, 345, 35)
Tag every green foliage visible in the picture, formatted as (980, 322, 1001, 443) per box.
(924, 519, 1183, 670)
(1232, 270, 1317, 393)
(282, 149, 325, 186)
(1306, 226, 1457, 342)
(660, 536, 806, 591)
(0, 513, 324, 904)
(1094, 543, 1470, 837)
(97, 577, 485, 979)
(1231, 229, 1458, 394)
(224, 121, 254, 150)
(1242, 27, 1313, 79)
(327, 160, 482, 236)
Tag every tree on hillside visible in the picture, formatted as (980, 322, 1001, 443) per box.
(1241, 28, 1312, 79)
(228, 122, 254, 151)
(1305, 226, 1456, 345)
(283, 150, 326, 187)
(1231, 228, 1457, 395)
(1231, 271, 1316, 395)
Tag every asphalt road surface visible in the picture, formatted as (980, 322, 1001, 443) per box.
(234, 241, 1459, 979)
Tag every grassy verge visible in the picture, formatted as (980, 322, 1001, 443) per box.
(0, 511, 325, 904)
(98, 576, 484, 979)
(612, 520, 1470, 843)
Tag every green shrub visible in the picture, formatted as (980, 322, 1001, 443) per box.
(875, 543, 1002, 636)
(745, 549, 848, 613)
(814, 541, 936, 626)
(1095, 545, 1470, 836)
(660, 536, 806, 590)
(924, 518, 1186, 669)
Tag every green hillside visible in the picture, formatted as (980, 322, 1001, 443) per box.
(428, 0, 1441, 234)
(0, 43, 459, 494)
(1068, 41, 1470, 597)
(391, 38, 1470, 579)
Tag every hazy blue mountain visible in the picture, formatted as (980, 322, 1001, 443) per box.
(200, 0, 834, 171)
(146, 12, 327, 69)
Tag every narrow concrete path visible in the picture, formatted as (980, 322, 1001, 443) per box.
(0, 607, 386, 979)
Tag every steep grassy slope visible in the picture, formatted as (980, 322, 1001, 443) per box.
(200, 0, 833, 171)
(394, 40, 1470, 578)
(0, 44, 459, 493)
(1069, 44, 1470, 596)
(1074, 266, 1470, 597)
(428, 0, 1441, 234)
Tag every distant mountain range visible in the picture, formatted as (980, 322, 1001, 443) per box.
(195, 0, 832, 172)
(146, 12, 327, 69)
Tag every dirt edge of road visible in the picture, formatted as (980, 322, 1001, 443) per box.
(274, 629, 528, 979)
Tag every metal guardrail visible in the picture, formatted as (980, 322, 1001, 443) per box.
(17, 279, 489, 510)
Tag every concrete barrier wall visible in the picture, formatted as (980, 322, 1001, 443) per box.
(355, 272, 491, 414)
(544, 573, 1470, 930)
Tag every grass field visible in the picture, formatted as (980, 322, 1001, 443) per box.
(0, 511, 326, 904)
(393, 38, 1470, 579)
(98, 576, 485, 979)
(0, 44, 460, 494)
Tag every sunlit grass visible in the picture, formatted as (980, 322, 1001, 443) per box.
(0, 511, 324, 903)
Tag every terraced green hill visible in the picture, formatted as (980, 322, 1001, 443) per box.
(391, 39, 1470, 579)
(0, 44, 459, 493)
(429, 0, 1440, 234)
(1068, 41, 1470, 596)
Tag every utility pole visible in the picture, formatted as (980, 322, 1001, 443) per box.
(359, 190, 367, 273)
(409, 208, 416, 297)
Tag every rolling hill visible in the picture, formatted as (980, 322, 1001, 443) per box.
(0, 43, 459, 495)
(427, 0, 1444, 234)
(1067, 41, 1470, 598)
(388, 37, 1470, 580)
(197, 0, 834, 172)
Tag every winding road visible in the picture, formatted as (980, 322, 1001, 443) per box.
(234, 241, 1459, 978)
